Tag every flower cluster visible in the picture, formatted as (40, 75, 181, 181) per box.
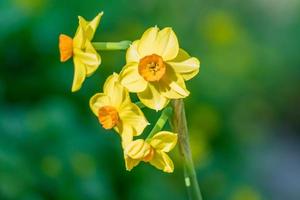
(59, 12, 200, 173)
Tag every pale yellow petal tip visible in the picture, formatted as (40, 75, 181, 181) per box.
(125, 167, 132, 171)
(71, 84, 81, 92)
(77, 12, 103, 25)
(98, 11, 104, 17)
(93, 12, 104, 23)
(164, 27, 173, 31)
(164, 167, 174, 173)
(112, 72, 119, 78)
(146, 26, 159, 33)
(194, 57, 201, 67)
(77, 15, 83, 20)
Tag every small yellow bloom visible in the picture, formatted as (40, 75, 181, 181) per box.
(124, 131, 178, 173)
(59, 12, 103, 92)
(119, 26, 200, 111)
(90, 73, 148, 146)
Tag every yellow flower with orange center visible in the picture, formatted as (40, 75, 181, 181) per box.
(59, 12, 103, 92)
(124, 131, 178, 173)
(89, 73, 148, 146)
(119, 26, 200, 111)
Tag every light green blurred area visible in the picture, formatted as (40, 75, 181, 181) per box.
(1, 0, 300, 199)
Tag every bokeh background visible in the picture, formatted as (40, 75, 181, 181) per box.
(1, 0, 300, 199)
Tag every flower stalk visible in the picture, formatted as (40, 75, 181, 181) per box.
(92, 41, 131, 51)
(146, 106, 173, 140)
(135, 101, 146, 109)
(170, 99, 203, 200)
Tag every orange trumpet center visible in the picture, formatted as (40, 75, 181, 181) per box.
(59, 34, 73, 62)
(138, 54, 166, 82)
(98, 106, 119, 129)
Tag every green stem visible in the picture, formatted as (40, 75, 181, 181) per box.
(135, 101, 146, 109)
(92, 41, 131, 51)
(146, 106, 173, 140)
(170, 99, 203, 200)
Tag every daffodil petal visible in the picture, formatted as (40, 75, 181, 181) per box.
(124, 155, 140, 171)
(149, 151, 174, 173)
(73, 25, 85, 49)
(167, 54, 200, 81)
(126, 40, 141, 63)
(119, 63, 148, 92)
(137, 84, 169, 111)
(71, 58, 86, 92)
(149, 131, 178, 152)
(170, 48, 190, 62)
(73, 48, 99, 66)
(118, 103, 148, 136)
(103, 73, 130, 108)
(154, 27, 179, 61)
(84, 41, 101, 76)
(78, 12, 103, 41)
(119, 126, 133, 148)
(159, 66, 190, 99)
(138, 27, 159, 57)
(89, 93, 111, 116)
(115, 122, 134, 147)
(124, 139, 151, 160)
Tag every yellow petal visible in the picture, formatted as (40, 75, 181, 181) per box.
(118, 103, 148, 136)
(170, 48, 190, 62)
(73, 25, 85, 49)
(84, 41, 101, 76)
(120, 127, 133, 149)
(114, 122, 134, 147)
(154, 27, 179, 61)
(149, 131, 178, 152)
(89, 93, 111, 116)
(124, 155, 140, 171)
(119, 63, 148, 92)
(78, 12, 103, 41)
(137, 26, 159, 57)
(103, 73, 130, 108)
(124, 139, 151, 160)
(137, 84, 169, 111)
(167, 50, 200, 80)
(159, 66, 190, 99)
(71, 58, 86, 92)
(126, 40, 141, 63)
(149, 151, 174, 173)
(73, 48, 99, 67)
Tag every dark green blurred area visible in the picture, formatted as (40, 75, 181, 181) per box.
(1, 0, 300, 199)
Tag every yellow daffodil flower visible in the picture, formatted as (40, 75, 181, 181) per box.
(59, 12, 103, 92)
(89, 73, 148, 146)
(119, 26, 200, 111)
(124, 131, 178, 173)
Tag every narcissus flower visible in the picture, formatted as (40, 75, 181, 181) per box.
(119, 26, 200, 111)
(59, 12, 103, 92)
(124, 131, 177, 173)
(90, 73, 148, 145)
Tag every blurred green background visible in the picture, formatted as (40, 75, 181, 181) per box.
(1, 0, 300, 199)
